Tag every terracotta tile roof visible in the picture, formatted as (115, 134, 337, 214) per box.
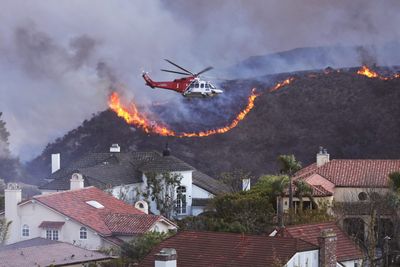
(284, 183, 333, 197)
(139, 231, 318, 267)
(295, 160, 400, 188)
(104, 213, 161, 235)
(275, 221, 363, 262)
(0, 237, 113, 266)
(32, 187, 172, 236)
(38, 221, 65, 229)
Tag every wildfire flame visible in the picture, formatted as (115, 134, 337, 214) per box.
(109, 65, 400, 138)
(269, 77, 295, 92)
(108, 89, 260, 137)
(356, 65, 400, 80)
(357, 65, 379, 78)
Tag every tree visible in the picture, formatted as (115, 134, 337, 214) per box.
(120, 231, 171, 264)
(277, 155, 301, 222)
(253, 175, 289, 227)
(141, 172, 182, 219)
(293, 180, 313, 215)
(219, 169, 253, 193)
(0, 218, 11, 244)
(0, 112, 21, 182)
(179, 184, 275, 234)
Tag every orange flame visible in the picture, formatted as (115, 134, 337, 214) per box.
(357, 65, 379, 78)
(269, 77, 295, 92)
(108, 89, 260, 137)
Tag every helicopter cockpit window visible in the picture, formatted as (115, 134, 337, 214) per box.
(209, 84, 216, 89)
(194, 83, 199, 88)
(205, 83, 209, 88)
(200, 83, 204, 88)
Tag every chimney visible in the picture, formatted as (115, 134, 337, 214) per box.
(134, 200, 149, 214)
(316, 146, 330, 167)
(162, 143, 171, 157)
(155, 248, 177, 267)
(51, 153, 61, 173)
(70, 173, 84, 190)
(242, 178, 251, 191)
(318, 228, 337, 267)
(5, 183, 22, 244)
(110, 144, 120, 153)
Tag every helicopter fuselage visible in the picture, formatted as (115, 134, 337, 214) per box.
(143, 73, 223, 98)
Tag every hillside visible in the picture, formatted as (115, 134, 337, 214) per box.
(26, 68, 400, 185)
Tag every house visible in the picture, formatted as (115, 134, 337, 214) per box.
(5, 181, 177, 248)
(0, 237, 114, 266)
(139, 231, 323, 267)
(281, 147, 400, 243)
(270, 221, 364, 267)
(40, 144, 229, 217)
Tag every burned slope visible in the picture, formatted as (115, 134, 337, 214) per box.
(26, 70, 400, 185)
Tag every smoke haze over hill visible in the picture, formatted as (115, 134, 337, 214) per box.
(1, 0, 400, 160)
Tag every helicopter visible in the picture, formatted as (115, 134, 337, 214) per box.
(142, 59, 223, 98)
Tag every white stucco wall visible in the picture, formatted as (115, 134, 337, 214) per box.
(285, 250, 319, 267)
(340, 259, 363, 267)
(7, 201, 105, 250)
(334, 187, 388, 202)
(192, 184, 213, 199)
(137, 171, 194, 216)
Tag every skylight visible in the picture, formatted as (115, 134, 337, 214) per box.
(86, 200, 104, 209)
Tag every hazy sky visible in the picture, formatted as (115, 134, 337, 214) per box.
(1, 0, 399, 160)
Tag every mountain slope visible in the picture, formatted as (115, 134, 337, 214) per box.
(26, 69, 400, 185)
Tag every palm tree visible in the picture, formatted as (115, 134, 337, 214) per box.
(278, 155, 302, 221)
(269, 175, 289, 227)
(294, 180, 313, 215)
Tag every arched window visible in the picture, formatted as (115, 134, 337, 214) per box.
(358, 192, 367, 201)
(175, 186, 187, 215)
(22, 224, 29, 237)
(80, 227, 87, 239)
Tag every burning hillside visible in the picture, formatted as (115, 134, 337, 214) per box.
(26, 66, 400, 185)
(108, 65, 398, 137)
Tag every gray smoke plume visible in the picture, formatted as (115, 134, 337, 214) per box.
(1, 0, 400, 160)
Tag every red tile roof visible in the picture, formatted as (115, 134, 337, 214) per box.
(275, 221, 363, 262)
(32, 187, 172, 236)
(139, 231, 318, 267)
(104, 213, 161, 235)
(296, 160, 400, 188)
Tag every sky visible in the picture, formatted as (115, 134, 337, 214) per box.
(1, 0, 400, 160)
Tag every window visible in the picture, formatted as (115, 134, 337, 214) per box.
(205, 83, 209, 88)
(200, 83, 204, 88)
(22, 225, 29, 237)
(46, 229, 59, 240)
(358, 192, 367, 201)
(175, 186, 187, 214)
(80, 227, 87, 239)
(194, 83, 199, 88)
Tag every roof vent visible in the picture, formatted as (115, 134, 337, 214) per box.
(110, 144, 120, 153)
(163, 143, 171, 157)
(86, 200, 104, 209)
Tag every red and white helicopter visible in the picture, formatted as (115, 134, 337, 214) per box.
(142, 59, 223, 98)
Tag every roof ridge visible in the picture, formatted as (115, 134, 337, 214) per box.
(34, 186, 96, 199)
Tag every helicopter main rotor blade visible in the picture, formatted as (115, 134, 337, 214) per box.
(161, 69, 192, 76)
(195, 66, 213, 77)
(164, 59, 194, 75)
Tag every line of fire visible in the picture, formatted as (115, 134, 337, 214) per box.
(108, 65, 399, 138)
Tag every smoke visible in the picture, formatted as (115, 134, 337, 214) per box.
(0, 0, 400, 160)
